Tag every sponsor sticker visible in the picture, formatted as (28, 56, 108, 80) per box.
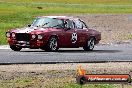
(76, 66, 131, 85)
(71, 33, 77, 43)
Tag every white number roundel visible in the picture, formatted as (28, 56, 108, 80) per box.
(71, 33, 77, 43)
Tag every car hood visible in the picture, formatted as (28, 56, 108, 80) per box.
(10, 26, 50, 34)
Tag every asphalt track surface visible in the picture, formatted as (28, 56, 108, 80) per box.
(0, 44, 132, 64)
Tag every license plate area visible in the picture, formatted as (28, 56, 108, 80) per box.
(18, 41, 29, 44)
(16, 41, 30, 46)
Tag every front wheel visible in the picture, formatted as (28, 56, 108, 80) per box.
(10, 45, 22, 51)
(83, 37, 95, 51)
(45, 36, 59, 52)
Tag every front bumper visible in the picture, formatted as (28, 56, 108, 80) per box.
(7, 38, 46, 48)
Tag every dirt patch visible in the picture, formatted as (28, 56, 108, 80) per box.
(74, 14, 132, 44)
(0, 63, 132, 73)
(0, 63, 132, 87)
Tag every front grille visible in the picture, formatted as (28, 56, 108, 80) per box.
(16, 33, 30, 41)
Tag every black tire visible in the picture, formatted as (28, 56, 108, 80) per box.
(45, 36, 59, 52)
(10, 45, 22, 51)
(83, 37, 95, 51)
(40, 47, 45, 50)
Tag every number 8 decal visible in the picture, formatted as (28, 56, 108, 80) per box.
(71, 33, 77, 43)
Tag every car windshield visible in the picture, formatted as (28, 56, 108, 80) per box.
(31, 17, 64, 28)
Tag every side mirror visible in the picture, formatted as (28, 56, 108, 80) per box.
(27, 24, 31, 27)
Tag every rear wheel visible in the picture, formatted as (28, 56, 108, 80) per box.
(10, 45, 22, 51)
(83, 37, 95, 51)
(45, 36, 59, 52)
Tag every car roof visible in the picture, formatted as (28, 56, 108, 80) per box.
(38, 16, 79, 20)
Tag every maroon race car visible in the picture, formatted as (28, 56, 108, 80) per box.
(6, 16, 101, 52)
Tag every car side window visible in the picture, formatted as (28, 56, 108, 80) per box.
(65, 20, 74, 29)
(74, 20, 83, 29)
(81, 21, 88, 29)
(74, 20, 87, 29)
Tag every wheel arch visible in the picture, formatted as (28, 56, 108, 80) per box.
(88, 36, 97, 44)
(49, 34, 59, 40)
(47, 34, 59, 46)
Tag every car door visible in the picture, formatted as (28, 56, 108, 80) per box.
(63, 19, 77, 47)
(74, 19, 88, 47)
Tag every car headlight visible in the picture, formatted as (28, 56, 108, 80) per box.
(6, 32, 11, 38)
(32, 34, 36, 39)
(38, 35, 43, 40)
(12, 33, 16, 38)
